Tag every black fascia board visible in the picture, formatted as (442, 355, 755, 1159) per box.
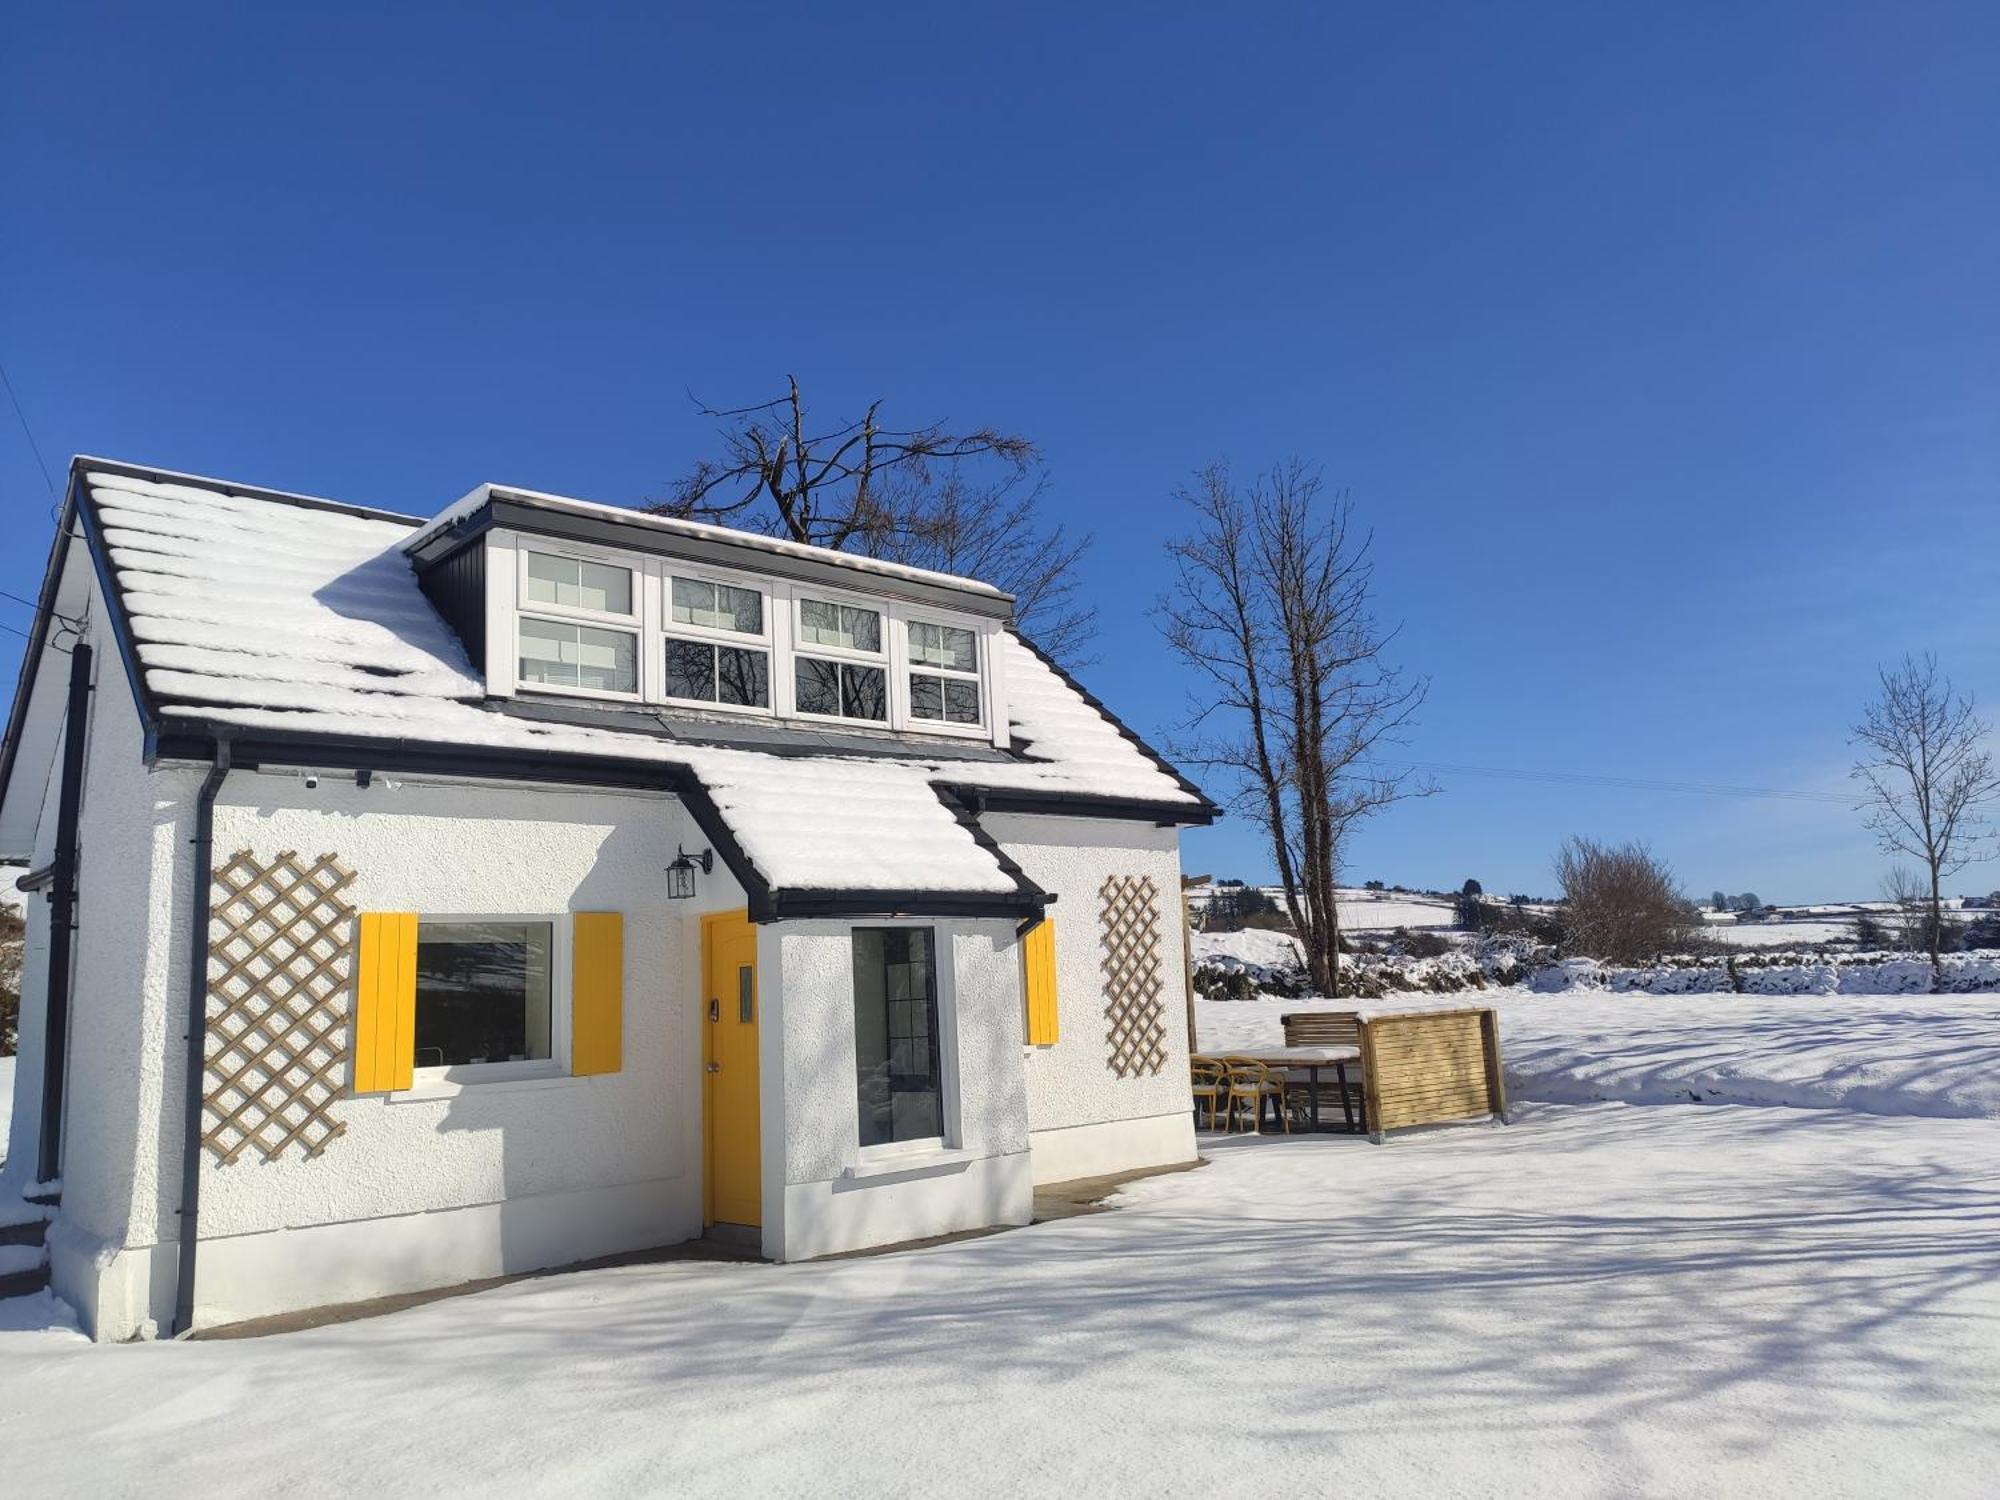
(933, 785, 1053, 906)
(940, 782, 1215, 828)
(429, 494, 1015, 621)
(766, 889, 1049, 921)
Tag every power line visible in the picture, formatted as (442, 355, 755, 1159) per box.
(0, 355, 57, 498)
(1370, 758, 1854, 805)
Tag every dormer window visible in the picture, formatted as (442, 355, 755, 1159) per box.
(526, 551, 632, 616)
(908, 620, 982, 726)
(475, 526, 1006, 743)
(794, 595, 888, 723)
(664, 571, 772, 710)
(516, 547, 639, 697)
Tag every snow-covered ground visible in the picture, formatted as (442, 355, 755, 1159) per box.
(2, 993, 1996, 1494)
(1191, 886, 1462, 930)
(1701, 918, 1859, 948)
(1198, 989, 2000, 1119)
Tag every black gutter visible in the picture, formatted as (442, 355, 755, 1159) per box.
(941, 783, 1215, 828)
(35, 641, 93, 1185)
(171, 737, 231, 1338)
(764, 889, 1047, 921)
(934, 786, 1055, 915)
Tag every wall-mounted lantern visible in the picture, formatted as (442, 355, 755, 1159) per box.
(666, 845, 714, 901)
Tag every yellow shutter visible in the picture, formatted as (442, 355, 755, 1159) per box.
(571, 912, 624, 1076)
(1022, 917, 1059, 1046)
(352, 912, 418, 1094)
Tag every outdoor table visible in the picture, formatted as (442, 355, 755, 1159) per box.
(1232, 1045, 1363, 1133)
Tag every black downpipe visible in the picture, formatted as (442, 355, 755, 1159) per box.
(36, 642, 93, 1185)
(171, 738, 231, 1338)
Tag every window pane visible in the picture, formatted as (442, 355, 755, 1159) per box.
(671, 577, 715, 626)
(519, 617, 637, 693)
(795, 657, 840, 716)
(911, 622, 976, 672)
(842, 663, 887, 721)
(664, 637, 716, 701)
(909, 674, 942, 720)
(526, 552, 631, 615)
(853, 927, 941, 1147)
(716, 646, 770, 707)
(414, 921, 553, 1068)
(943, 678, 981, 724)
(800, 598, 880, 653)
(673, 577, 763, 634)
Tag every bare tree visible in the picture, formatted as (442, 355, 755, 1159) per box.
(1878, 867, 1951, 954)
(650, 376, 1095, 661)
(1553, 837, 1698, 964)
(1851, 654, 2000, 984)
(1158, 460, 1433, 996)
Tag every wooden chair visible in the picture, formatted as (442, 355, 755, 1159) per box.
(1221, 1055, 1290, 1134)
(1189, 1056, 1228, 1130)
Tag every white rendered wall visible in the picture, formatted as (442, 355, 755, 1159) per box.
(758, 917, 1033, 1260)
(984, 814, 1198, 1184)
(52, 728, 746, 1337)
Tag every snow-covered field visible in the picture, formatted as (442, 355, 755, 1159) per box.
(1199, 989, 2000, 1119)
(2, 993, 1996, 1494)
(1192, 886, 1462, 931)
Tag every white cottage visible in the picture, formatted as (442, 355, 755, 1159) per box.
(0, 458, 1214, 1339)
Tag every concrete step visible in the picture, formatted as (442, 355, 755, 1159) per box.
(0, 1217, 51, 1249)
(0, 1264, 51, 1299)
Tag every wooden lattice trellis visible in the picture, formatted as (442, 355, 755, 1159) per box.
(202, 849, 357, 1163)
(1099, 873, 1169, 1078)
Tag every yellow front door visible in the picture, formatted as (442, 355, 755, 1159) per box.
(702, 908, 762, 1228)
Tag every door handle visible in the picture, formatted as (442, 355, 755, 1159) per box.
(709, 998, 719, 1022)
(706, 1062, 721, 1074)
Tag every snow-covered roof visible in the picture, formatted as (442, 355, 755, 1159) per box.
(67, 463, 1210, 909)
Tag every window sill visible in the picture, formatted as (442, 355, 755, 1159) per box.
(387, 1070, 589, 1104)
(839, 1145, 976, 1184)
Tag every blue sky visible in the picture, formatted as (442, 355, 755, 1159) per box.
(3, 4, 1996, 901)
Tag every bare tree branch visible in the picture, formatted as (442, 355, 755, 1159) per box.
(648, 376, 1092, 660)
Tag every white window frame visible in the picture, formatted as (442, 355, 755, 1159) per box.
(659, 561, 780, 718)
(898, 609, 991, 740)
(508, 535, 644, 703)
(849, 919, 961, 1161)
(408, 912, 571, 1087)
(790, 585, 894, 728)
(516, 542, 640, 626)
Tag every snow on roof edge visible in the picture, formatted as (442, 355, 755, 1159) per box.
(411, 481, 1013, 602)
